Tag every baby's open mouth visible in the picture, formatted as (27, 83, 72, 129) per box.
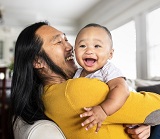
(84, 58, 96, 66)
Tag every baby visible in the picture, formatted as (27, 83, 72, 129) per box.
(74, 23, 130, 132)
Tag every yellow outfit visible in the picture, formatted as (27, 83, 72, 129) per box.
(43, 78, 160, 139)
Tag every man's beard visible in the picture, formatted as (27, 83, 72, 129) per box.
(38, 50, 68, 80)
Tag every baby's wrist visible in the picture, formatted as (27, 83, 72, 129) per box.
(100, 104, 108, 116)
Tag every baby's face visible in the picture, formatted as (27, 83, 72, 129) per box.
(75, 27, 113, 74)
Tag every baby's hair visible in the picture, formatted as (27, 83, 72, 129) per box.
(76, 23, 113, 47)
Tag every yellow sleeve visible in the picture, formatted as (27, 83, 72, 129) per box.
(66, 78, 160, 125)
(43, 78, 160, 139)
(106, 91, 160, 125)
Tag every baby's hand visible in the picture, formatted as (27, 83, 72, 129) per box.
(80, 105, 107, 133)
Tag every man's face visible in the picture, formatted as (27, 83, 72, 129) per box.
(36, 25, 77, 79)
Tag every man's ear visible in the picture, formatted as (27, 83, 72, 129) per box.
(108, 48, 114, 60)
(33, 58, 45, 69)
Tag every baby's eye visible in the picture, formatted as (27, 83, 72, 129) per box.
(95, 45, 101, 48)
(79, 45, 86, 48)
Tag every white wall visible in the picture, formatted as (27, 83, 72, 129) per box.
(79, 0, 160, 30)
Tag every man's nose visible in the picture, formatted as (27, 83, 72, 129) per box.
(65, 42, 73, 51)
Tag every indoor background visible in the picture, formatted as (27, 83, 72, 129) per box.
(0, 0, 160, 80)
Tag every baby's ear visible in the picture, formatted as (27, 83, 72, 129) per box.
(108, 48, 114, 60)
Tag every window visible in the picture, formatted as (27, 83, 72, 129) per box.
(147, 8, 160, 78)
(111, 21, 136, 79)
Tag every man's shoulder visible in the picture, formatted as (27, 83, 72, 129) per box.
(68, 77, 104, 84)
(67, 78, 109, 91)
(65, 78, 110, 108)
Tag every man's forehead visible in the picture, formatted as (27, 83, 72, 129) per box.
(36, 25, 65, 39)
(53, 33, 66, 40)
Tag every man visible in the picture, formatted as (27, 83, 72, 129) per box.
(11, 21, 153, 139)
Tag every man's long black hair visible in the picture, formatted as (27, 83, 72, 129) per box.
(10, 21, 68, 128)
(11, 22, 48, 126)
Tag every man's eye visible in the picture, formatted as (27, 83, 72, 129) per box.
(79, 45, 86, 48)
(95, 45, 101, 48)
(57, 41, 62, 44)
(65, 37, 68, 42)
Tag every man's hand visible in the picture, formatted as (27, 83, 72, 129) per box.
(124, 124, 151, 139)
